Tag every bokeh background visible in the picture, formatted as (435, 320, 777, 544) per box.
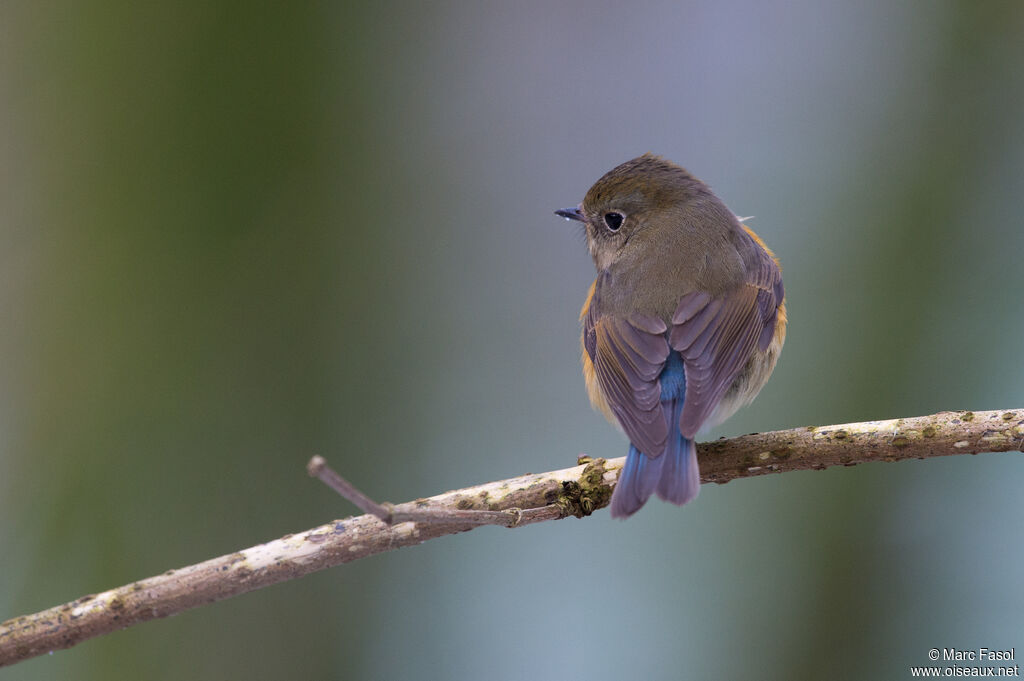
(3, 2, 1023, 679)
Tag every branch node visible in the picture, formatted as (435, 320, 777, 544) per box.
(379, 502, 396, 525)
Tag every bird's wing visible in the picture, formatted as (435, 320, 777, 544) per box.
(740, 226, 786, 353)
(583, 302, 671, 457)
(670, 244, 783, 437)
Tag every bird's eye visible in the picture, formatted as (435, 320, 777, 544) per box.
(603, 212, 624, 231)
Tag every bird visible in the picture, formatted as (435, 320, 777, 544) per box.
(556, 153, 786, 518)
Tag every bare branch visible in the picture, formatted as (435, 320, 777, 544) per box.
(307, 455, 527, 526)
(1, 409, 1020, 668)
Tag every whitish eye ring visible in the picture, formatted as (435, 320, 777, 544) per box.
(603, 212, 624, 231)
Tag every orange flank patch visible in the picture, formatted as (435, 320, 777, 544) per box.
(579, 279, 616, 425)
(742, 225, 788, 347)
(773, 299, 788, 348)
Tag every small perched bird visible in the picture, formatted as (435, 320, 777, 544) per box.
(557, 154, 786, 518)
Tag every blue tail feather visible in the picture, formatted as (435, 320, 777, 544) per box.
(608, 350, 700, 518)
(609, 368, 701, 517)
(655, 433, 699, 505)
(609, 444, 660, 518)
(609, 432, 700, 518)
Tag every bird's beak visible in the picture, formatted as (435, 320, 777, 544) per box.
(555, 206, 584, 222)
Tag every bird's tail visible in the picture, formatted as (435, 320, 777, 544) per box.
(655, 434, 699, 506)
(609, 403, 700, 518)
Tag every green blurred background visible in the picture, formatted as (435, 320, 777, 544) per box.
(2, 2, 1023, 679)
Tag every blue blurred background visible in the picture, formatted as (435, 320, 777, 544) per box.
(2, 2, 1023, 679)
